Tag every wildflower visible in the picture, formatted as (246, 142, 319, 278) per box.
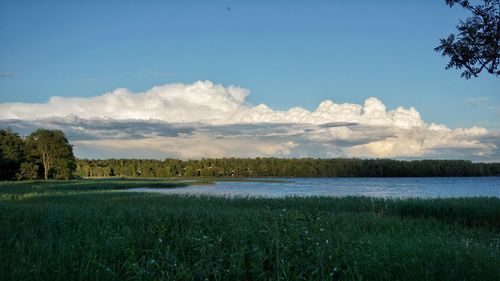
(159, 238, 163, 243)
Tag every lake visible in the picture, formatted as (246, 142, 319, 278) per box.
(127, 177, 500, 198)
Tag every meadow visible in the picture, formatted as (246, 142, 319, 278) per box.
(1, 179, 499, 281)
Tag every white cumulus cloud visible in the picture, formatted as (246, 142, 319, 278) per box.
(0, 81, 426, 128)
(0, 80, 498, 160)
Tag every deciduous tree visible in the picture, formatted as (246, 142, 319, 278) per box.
(0, 129, 25, 180)
(435, 0, 500, 78)
(26, 129, 75, 180)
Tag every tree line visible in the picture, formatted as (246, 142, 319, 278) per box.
(76, 158, 500, 178)
(0, 129, 75, 180)
(2, 128, 500, 180)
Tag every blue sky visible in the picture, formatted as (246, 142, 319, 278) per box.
(0, 1, 499, 160)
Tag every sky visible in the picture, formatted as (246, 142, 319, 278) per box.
(0, 0, 499, 161)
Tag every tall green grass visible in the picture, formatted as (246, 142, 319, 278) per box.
(1, 180, 499, 280)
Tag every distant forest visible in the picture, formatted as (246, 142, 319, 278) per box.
(76, 158, 500, 178)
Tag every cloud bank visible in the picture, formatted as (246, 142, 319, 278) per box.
(0, 81, 498, 160)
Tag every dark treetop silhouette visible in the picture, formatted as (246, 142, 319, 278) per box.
(435, 0, 500, 79)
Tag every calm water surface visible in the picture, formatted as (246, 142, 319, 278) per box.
(128, 177, 500, 198)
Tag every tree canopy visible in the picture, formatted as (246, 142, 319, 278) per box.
(0, 128, 76, 180)
(76, 158, 500, 178)
(435, 0, 500, 78)
(26, 129, 76, 180)
(0, 129, 25, 180)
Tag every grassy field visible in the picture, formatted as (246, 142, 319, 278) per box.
(1, 180, 499, 281)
